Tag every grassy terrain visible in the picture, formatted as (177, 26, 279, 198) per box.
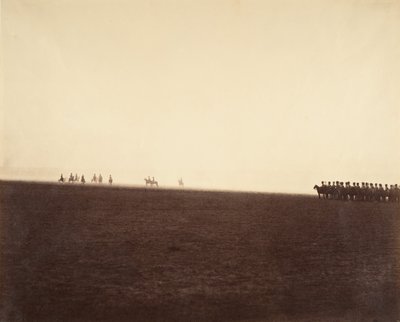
(0, 181, 399, 321)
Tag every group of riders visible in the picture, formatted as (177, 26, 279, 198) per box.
(143, 177, 184, 187)
(59, 174, 184, 188)
(58, 173, 113, 185)
(314, 181, 400, 202)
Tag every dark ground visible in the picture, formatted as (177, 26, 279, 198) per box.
(0, 181, 399, 322)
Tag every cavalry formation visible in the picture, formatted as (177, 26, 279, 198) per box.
(58, 173, 185, 188)
(58, 173, 113, 185)
(314, 181, 400, 202)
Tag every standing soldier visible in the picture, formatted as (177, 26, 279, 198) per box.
(370, 183, 375, 201)
(374, 183, 379, 201)
(384, 184, 389, 202)
(81, 175, 86, 184)
(355, 182, 360, 201)
(363, 182, 369, 201)
(109, 175, 113, 185)
(98, 174, 103, 183)
(378, 184, 384, 202)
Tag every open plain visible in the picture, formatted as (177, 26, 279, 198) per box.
(0, 180, 399, 321)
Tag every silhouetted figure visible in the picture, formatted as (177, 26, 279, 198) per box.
(58, 174, 64, 183)
(144, 176, 158, 187)
(152, 177, 158, 187)
(91, 174, 97, 183)
(98, 174, 103, 183)
(109, 175, 113, 185)
(81, 175, 86, 184)
(313, 184, 328, 199)
(75, 173, 79, 182)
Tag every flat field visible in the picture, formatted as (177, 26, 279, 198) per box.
(0, 181, 399, 321)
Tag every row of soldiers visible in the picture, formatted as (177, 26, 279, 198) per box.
(58, 173, 113, 185)
(319, 181, 399, 202)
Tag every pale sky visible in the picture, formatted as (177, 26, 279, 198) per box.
(1, 0, 400, 193)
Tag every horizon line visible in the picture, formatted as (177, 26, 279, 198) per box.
(0, 178, 315, 196)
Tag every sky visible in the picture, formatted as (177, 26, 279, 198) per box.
(1, 0, 400, 193)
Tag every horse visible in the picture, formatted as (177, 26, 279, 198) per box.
(313, 185, 328, 199)
(144, 178, 158, 187)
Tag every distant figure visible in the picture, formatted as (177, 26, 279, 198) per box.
(178, 178, 184, 187)
(91, 173, 97, 183)
(109, 175, 113, 185)
(98, 174, 103, 183)
(81, 175, 86, 184)
(152, 177, 158, 187)
(74, 173, 79, 182)
(68, 173, 74, 183)
(58, 174, 64, 183)
(144, 177, 158, 187)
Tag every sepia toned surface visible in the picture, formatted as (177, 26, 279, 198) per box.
(1, 181, 399, 321)
(1, 1, 400, 321)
